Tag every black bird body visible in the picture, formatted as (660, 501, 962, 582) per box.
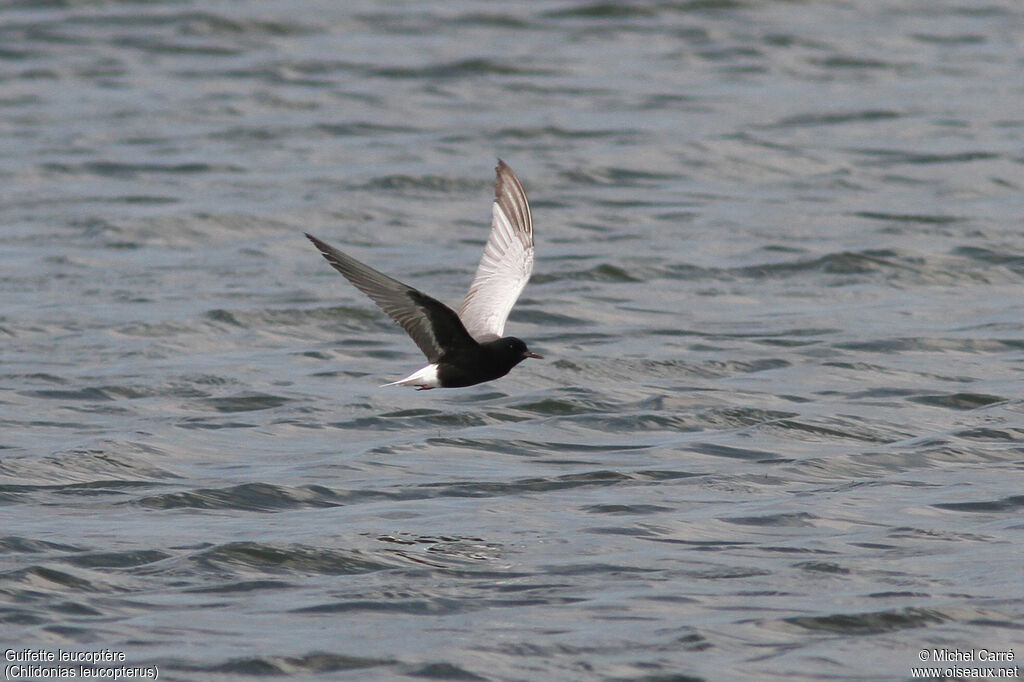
(306, 160, 541, 390)
(433, 337, 537, 388)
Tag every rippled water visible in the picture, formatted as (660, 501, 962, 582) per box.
(2, 1, 1023, 680)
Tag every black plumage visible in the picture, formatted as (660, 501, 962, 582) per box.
(306, 160, 541, 389)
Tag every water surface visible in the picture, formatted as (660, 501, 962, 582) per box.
(2, 1, 1023, 680)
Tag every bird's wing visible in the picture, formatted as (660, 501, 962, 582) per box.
(458, 159, 535, 341)
(306, 234, 475, 363)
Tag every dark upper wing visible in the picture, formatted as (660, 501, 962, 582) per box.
(306, 233, 476, 362)
(458, 159, 535, 342)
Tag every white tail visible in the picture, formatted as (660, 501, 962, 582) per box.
(381, 364, 440, 390)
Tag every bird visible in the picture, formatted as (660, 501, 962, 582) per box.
(306, 159, 542, 390)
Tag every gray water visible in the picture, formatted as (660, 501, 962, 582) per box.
(2, 1, 1023, 680)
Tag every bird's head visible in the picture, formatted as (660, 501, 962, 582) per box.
(502, 337, 543, 361)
